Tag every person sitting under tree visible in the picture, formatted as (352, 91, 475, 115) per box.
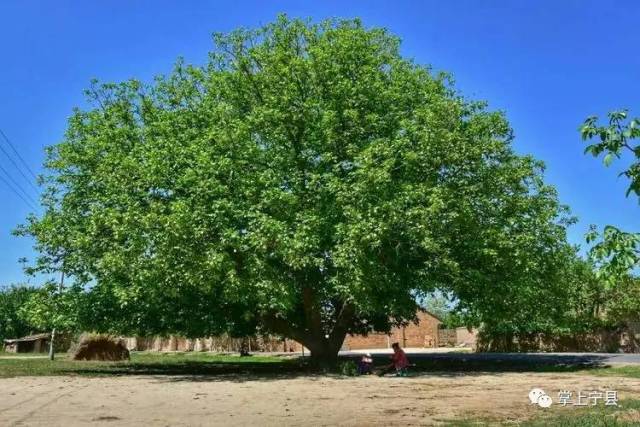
(378, 342, 410, 377)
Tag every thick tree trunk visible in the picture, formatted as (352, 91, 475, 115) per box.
(262, 293, 354, 369)
(304, 333, 346, 369)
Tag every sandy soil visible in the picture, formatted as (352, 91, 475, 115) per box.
(1, 372, 639, 426)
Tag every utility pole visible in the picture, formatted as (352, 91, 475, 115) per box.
(49, 269, 65, 361)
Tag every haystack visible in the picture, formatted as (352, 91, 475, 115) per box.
(71, 334, 130, 361)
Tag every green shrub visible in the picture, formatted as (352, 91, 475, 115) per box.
(339, 360, 358, 376)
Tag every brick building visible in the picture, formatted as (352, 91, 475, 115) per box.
(342, 310, 442, 350)
(3, 333, 51, 353)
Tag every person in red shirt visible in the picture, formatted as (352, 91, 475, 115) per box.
(378, 342, 410, 376)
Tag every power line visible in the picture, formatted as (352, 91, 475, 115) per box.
(0, 170, 37, 211)
(0, 141, 39, 194)
(0, 128, 38, 182)
(0, 128, 40, 211)
(0, 163, 38, 206)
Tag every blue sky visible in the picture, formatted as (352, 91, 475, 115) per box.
(0, 1, 638, 285)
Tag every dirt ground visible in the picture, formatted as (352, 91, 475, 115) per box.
(1, 372, 639, 426)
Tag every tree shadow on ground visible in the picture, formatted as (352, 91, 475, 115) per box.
(366, 352, 613, 378)
(70, 352, 614, 382)
(71, 359, 314, 382)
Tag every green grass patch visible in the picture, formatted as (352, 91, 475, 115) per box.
(0, 351, 305, 378)
(522, 399, 640, 427)
(447, 399, 640, 426)
(579, 365, 640, 379)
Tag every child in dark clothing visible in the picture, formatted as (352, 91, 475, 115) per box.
(357, 353, 373, 375)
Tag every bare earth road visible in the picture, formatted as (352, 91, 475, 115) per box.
(1, 372, 640, 426)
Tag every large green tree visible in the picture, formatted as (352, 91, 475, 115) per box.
(20, 16, 573, 365)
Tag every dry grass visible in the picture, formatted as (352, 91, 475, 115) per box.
(70, 333, 130, 361)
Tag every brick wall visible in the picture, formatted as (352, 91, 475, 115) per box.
(437, 327, 478, 348)
(342, 332, 390, 350)
(124, 335, 293, 352)
(455, 327, 477, 347)
(438, 329, 457, 346)
(342, 311, 442, 350)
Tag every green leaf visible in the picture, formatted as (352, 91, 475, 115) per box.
(604, 153, 614, 167)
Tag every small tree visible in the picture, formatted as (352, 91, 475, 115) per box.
(20, 16, 573, 366)
(18, 282, 81, 335)
(581, 111, 640, 279)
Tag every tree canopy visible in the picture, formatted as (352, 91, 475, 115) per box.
(19, 16, 574, 364)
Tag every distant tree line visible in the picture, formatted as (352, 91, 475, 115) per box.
(0, 285, 39, 342)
